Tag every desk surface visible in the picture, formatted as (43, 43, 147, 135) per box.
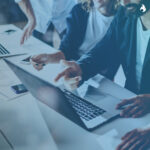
(1, 24, 150, 150)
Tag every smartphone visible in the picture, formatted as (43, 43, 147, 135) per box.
(11, 84, 28, 94)
(20, 56, 31, 65)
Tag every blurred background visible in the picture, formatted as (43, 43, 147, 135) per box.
(0, 0, 27, 28)
(0, 0, 60, 48)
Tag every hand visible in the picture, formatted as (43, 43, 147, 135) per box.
(31, 52, 65, 71)
(116, 128, 150, 150)
(20, 20, 36, 45)
(31, 54, 49, 71)
(116, 94, 150, 118)
(17, 0, 36, 45)
(55, 60, 82, 90)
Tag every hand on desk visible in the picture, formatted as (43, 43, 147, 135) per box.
(116, 94, 150, 118)
(55, 60, 82, 90)
(31, 51, 65, 71)
(117, 128, 150, 150)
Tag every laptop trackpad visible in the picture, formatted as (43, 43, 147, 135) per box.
(84, 87, 121, 113)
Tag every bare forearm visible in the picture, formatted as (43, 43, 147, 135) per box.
(47, 51, 66, 63)
(18, 0, 35, 21)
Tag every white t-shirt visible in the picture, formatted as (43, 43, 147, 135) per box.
(79, 8, 114, 57)
(77, 8, 114, 97)
(136, 18, 150, 88)
(15, 0, 77, 33)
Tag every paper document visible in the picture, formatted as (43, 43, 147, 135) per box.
(0, 59, 23, 101)
(77, 74, 104, 98)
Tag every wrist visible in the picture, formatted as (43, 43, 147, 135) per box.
(28, 16, 36, 25)
(77, 64, 82, 77)
(57, 51, 65, 60)
(47, 52, 65, 64)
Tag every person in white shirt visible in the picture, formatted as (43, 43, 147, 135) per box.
(39, 0, 150, 149)
(31, 0, 118, 72)
(31, 0, 119, 94)
(15, 0, 77, 45)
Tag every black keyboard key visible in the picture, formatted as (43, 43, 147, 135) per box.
(0, 44, 10, 55)
(64, 90, 106, 121)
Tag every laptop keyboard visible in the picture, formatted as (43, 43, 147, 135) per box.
(0, 44, 10, 55)
(64, 90, 106, 121)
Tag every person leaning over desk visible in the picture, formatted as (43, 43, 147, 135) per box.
(31, 0, 119, 82)
(15, 0, 77, 45)
(50, 0, 150, 149)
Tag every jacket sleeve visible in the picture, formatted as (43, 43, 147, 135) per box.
(59, 4, 88, 60)
(77, 10, 121, 81)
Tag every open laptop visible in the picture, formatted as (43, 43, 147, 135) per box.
(6, 59, 122, 131)
(0, 24, 58, 58)
(0, 26, 27, 58)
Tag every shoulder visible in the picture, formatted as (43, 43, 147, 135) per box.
(70, 3, 89, 17)
(114, 6, 127, 22)
(114, 6, 137, 25)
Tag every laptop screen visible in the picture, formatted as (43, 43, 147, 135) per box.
(5, 59, 85, 128)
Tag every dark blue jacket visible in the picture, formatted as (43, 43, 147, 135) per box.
(59, 3, 89, 60)
(77, 6, 150, 94)
(60, 3, 118, 80)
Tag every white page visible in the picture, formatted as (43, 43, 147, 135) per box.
(0, 24, 56, 55)
(0, 59, 24, 101)
(77, 74, 104, 98)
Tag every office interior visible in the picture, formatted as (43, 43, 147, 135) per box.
(0, 0, 150, 150)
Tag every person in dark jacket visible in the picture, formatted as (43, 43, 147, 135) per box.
(31, 0, 119, 80)
(55, 0, 150, 117)
(54, 0, 150, 149)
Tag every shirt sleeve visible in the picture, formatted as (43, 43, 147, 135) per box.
(77, 13, 120, 82)
(59, 4, 87, 60)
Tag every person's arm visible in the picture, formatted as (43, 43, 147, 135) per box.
(59, 4, 88, 60)
(77, 13, 120, 82)
(54, 8, 123, 90)
(31, 52, 65, 71)
(30, 4, 88, 71)
(116, 128, 150, 150)
(116, 94, 150, 117)
(15, 0, 36, 44)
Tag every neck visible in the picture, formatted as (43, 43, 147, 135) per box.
(140, 11, 150, 30)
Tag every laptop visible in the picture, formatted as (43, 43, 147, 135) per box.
(0, 24, 58, 58)
(0, 26, 27, 58)
(0, 130, 13, 150)
(6, 59, 122, 131)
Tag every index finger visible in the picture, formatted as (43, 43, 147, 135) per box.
(20, 28, 28, 45)
(116, 99, 135, 109)
(55, 69, 68, 82)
